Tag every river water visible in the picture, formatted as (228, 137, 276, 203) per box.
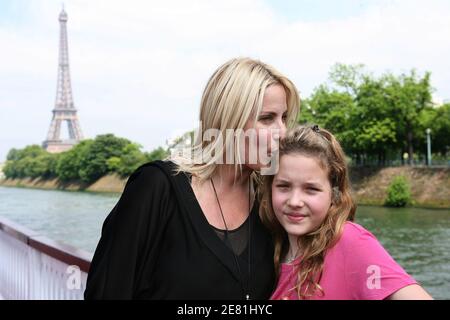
(0, 186, 448, 299)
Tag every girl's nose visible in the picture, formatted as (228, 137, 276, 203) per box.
(287, 191, 305, 208)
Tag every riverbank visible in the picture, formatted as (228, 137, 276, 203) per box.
(0, 174, 126, 194)
(1, 166, 449, 208)
(350, 166, 449, 208)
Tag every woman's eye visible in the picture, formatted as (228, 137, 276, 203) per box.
(282, 115, 288, 122)
(276, 184, 289, 190)
(258, 116, 273, 122)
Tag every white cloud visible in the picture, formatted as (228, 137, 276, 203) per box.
(0, 0, 449, 161)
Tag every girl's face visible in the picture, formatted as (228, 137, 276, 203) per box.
(272, 153, 332, 238)
(243, 84, 288, 170)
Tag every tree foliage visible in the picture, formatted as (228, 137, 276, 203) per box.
(385, 176, 411, 207)
(3, 135, 168, 183)
(299, 63, 445, 165)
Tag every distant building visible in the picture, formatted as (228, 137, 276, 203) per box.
(42, 8, 83, 154)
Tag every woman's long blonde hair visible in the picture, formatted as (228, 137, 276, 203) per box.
(260, 124, 356, 299)
(172, 57, 300, 182)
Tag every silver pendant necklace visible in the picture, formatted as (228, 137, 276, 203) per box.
(211, 177, 252, 300)
(285, 249, 301, 264)
(285, 254, 298, 264)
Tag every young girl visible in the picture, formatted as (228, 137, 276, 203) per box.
(260, 124, 432, 300)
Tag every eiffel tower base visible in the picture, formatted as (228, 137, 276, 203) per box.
(42, 140, 78, 153)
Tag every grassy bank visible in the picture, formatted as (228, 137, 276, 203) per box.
(350, 166, 450, 209)
(0, 174, 126, 194)
(1, 166, 449, 208)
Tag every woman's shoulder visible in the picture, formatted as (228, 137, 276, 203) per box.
(128, 160, 177, 183)
(123, 160, 180, 193)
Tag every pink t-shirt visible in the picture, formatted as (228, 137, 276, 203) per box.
(271, 222, 417, 300)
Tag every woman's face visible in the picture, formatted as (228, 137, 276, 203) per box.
(243, 84, 288, 170)
(271, 153, 332, 239)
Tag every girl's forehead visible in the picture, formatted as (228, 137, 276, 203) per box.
(279, 152, 324, 168)
(275, 153, 330, 181)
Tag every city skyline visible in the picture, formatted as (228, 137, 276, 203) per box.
(1, 0, 449, 161)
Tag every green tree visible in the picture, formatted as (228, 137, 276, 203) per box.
(25, 154, 58, 178)
(385, 176, 411, 207)
(329, 63, 366, 95)
(302, 64, 435, 166)
(3, 159, 22, 178)
(118, 143, 148, 176)
(78, 134, 131, 183)
(107, 143, 149, 177)
(4, 137, 170, 182)
(106, 156, 122, 173)
(418, 103, 450, 158)
(145, 146, 169, 163)
(384, 71, 433, 164)
(431, 103, 450, 157)
(6, 148, 21, 161)
(3, 145, 52, 178)
(353, 76, 399, 164)
(299, 85, 356, 153)
(56, 140, 93, 181)
(42, 153, 60, 178)
(7, 145, 46, 160)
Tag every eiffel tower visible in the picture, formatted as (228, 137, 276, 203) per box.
(43, 8, 83, 153)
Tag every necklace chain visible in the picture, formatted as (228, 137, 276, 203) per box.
(285, 254, 297, 264)
(210, 177, 252, 300)
(285, 250, 300, 264)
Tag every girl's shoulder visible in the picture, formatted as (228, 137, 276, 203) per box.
(326, 222, 391, 274)
(342, 221, 375, 237)
(327, 222, 416, 300)
(334, 221, 380, 251)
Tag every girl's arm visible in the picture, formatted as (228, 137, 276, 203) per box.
(386, 284, 433, 300)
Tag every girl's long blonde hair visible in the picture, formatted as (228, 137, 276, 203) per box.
(172, 57, 300, 182)
(260, 124, 356, 299)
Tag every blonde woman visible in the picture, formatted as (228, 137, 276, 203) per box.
(260, 124, 432, 300)
(85, 58, 300, 299)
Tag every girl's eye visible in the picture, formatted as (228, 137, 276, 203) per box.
(276, 184, 289, 190)
(282, 114, 288, 122)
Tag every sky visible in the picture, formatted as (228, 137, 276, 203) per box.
(0, 0, 449, 162)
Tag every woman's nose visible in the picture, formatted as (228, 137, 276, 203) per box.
(277, 119, 287, 139)
(279, 123, 287, 139)
(272, 120, 287, 141)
